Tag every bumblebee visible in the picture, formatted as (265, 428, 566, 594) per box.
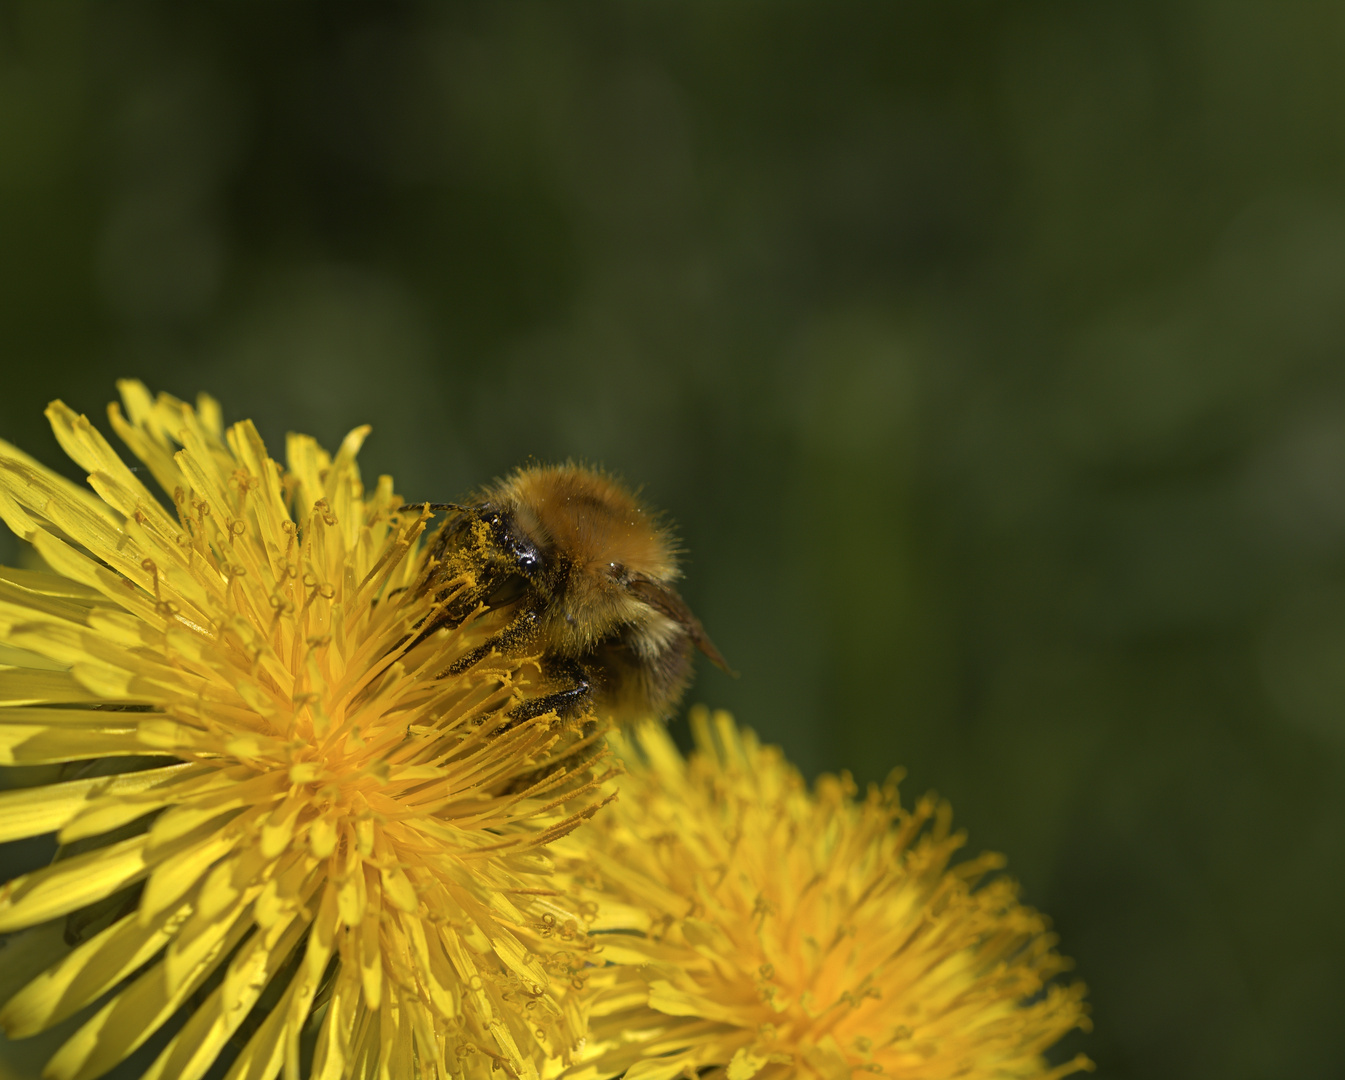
(406, 464, 729, 724)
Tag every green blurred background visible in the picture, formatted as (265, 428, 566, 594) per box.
(2, 2, 1343, 1077)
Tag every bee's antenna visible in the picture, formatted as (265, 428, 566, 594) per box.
(398, 502, 464, 514)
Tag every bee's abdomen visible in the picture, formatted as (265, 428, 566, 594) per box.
(587, 622, 695, 723)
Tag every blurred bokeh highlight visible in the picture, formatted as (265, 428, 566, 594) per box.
(2, 4, 1343, 1078)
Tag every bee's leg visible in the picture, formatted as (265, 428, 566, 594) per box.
(404, 594, 467, 653)
(408, 508, 477, 598)
(508, 658, 592, 722)
(496, 660, 598, 794)
(426, 515, 461, 564)
(445, 608, 541, 676)
(408, 584, 477, 650)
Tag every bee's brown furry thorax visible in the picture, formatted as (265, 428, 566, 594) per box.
(408, 464, 729, 724)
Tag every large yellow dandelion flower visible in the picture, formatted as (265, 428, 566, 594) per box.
(0, 384, 609, 1080)
(560, 710, 1092, 1080)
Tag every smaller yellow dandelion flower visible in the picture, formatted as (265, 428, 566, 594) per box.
(559, 710, 1092, 1080)
(0, 384, 611, 1080)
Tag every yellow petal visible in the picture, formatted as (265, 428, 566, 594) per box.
(0, 922, 72, 1022)
(146, 770, 283, 850)
(0, 565, 100, 602)
(488, 1016, 535, 1080)
(0, 763, 189, 844)
(310, 964, 361, 1080)
(0, 668, 106, 706)
(139, 907, 311, 1080)
(274, 889, 342, 1080)
(60, 765, 221, 844)
(0, 478, 40, 540)
(139, 828, 240, 922)
(0, 834, 149, 933)
(0, 899, 192, 1037)
(337, 850, 367, 928)
(309, 814, 337, 858)
(0, 705, 144, 726)
(0, 438, 118, 534)
(43, 909, 253, 1080)
(44, 402, 177, 533)
(26, 527, 169, 633)
(624, 1059, 697, 1080)
(646, 980, 742, 1024)
(255, 856, 315, 930)
(0, 579, 99, 628)
(106, 398, 187, 505)
(0, 617, 188, 692)
(397, 911, 458, 1021)
(260, 793, 304, 859)
(359, 869, 384, 1010)
(164, 863, 269, 995)
(727, 1046, 770, 1080)
(0, 723, 145, 765)
(0, 641, 69, 670)
(379, 862, 419, 914)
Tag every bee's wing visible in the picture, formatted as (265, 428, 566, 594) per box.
(627, 575, 735, 676)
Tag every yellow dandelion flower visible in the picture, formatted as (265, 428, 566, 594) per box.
(0, 383, 610, 1080)
(561, 710, 1092, 1080)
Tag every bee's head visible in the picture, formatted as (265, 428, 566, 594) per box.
(475, 503, 541, 576)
